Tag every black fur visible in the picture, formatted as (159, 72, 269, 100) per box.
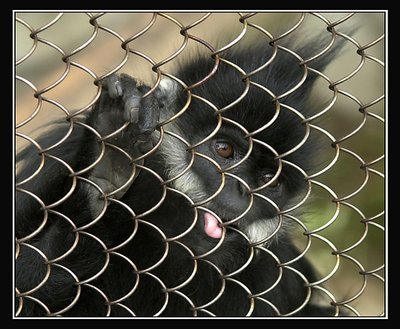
(16, 39, 342, 317)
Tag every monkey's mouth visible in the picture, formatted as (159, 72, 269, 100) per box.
(203, 211, 279, 244)
(203, 212, 223, 239)
(203, 211, 246, 239)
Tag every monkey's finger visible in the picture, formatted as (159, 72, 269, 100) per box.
(137, 97, 160, 135)
(104, 74, 123, 98)
(123, 96, 141, 123)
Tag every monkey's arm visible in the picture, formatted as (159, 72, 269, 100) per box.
(15, 75, 162, 315)
(83, 74, 160, 201)
(16, 74, 161, 237)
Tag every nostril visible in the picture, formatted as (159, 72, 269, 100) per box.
(237, 181, 248, 197)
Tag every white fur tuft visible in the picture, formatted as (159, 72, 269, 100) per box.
(154, 129, 208, 203)
(243, 218, 281, 245)
(158, 77, 176, 94)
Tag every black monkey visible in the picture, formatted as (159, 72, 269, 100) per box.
(16, 39, 341, 316)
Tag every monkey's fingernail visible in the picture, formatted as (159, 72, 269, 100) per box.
(124, 97, 141, 122)
(106, 75, 123, 98)
(124, 107, 139, 122)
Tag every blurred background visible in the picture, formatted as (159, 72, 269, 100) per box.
(15, 12, 385, 316)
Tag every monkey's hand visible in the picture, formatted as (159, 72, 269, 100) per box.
(85, 74, 161, 201)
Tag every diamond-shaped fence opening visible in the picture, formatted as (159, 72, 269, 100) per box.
(15, 12, 385, 317)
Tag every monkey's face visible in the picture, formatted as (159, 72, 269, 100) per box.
(154, 98, 309, 252)
(142, 66, 313, 261)
(181, 121, 308, 246)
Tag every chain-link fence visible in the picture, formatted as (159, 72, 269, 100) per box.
(15, 12, 385, 317)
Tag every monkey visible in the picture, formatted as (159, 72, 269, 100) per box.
(15, 37, 342, 317)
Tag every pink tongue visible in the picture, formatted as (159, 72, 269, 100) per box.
(204, 212, 222, 239)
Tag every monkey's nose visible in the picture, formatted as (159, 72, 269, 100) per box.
(237, 181, 248, 197)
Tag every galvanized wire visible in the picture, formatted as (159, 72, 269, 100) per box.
(15, 12, 385, 317)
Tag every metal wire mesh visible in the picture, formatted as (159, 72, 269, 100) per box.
(15, 12, 385, 317)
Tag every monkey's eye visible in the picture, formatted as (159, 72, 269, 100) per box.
(215, 141, 234, 159)
(261, 172, 280, 188)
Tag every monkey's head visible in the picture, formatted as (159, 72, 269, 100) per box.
(148, 46, 322, 254)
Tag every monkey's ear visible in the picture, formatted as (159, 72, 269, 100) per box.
(155, 77, 180, 109)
